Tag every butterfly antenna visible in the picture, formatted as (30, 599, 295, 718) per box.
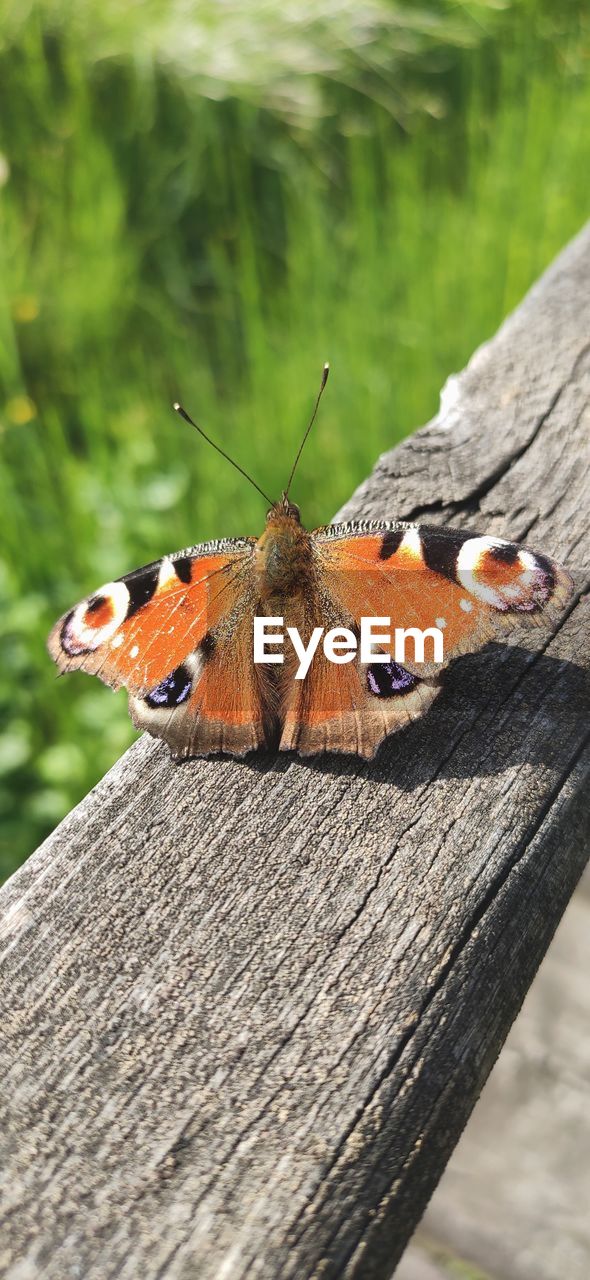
(284, 362, 330, 500)
(173, 403, 273, 506)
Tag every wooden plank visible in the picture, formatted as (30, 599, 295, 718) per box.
(1, 226, 589, 1280)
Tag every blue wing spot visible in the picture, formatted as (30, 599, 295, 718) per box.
(145, 664, 192, 709)
(367, 661, 417, 697)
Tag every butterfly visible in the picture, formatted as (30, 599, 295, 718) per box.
(48, 366, 573, 761)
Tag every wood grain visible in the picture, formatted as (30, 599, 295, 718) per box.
(1, 227, 589, 1280)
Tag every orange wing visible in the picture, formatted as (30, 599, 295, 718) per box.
(279, 520, 573, 759)
(276, 578, 439, 759)
(313, 521, 573, 673)
(48, 538, 273, 756)
(279, 630, 439, 758)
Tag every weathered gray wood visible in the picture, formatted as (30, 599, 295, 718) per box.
(1, 227, 589, 1280)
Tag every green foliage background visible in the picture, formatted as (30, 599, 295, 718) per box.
(0, 0, 588, 876)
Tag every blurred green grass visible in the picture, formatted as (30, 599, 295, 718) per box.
(0, 0, 589, 876)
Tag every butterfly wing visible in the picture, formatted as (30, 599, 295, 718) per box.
(279, 520, 573, 759)
(315, 521, 573, 671)
(278, 602, 440, 758)
(277, 583, 439, 759)
(48, 538, 273, 756)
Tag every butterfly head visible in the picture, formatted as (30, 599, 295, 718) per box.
(266, 494, 302, 525)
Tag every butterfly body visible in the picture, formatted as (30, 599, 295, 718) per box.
(255, 500, 313, 599)
(48, 498, 573, 762)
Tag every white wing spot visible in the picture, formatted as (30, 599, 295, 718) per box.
(111, 633, 124, 649)
(460, 599, 473, 613)
(130, 644, 139, 658)
(435, 617, 447, 629)
(158, 557, 178, 589)
(61, 582, 131, 656)
(399, 527, 423, 561)
(456, 535, 513, 608)
(457, 534, 505, 573)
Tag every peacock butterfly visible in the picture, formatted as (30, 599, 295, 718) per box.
(48, 367, 573, 760)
